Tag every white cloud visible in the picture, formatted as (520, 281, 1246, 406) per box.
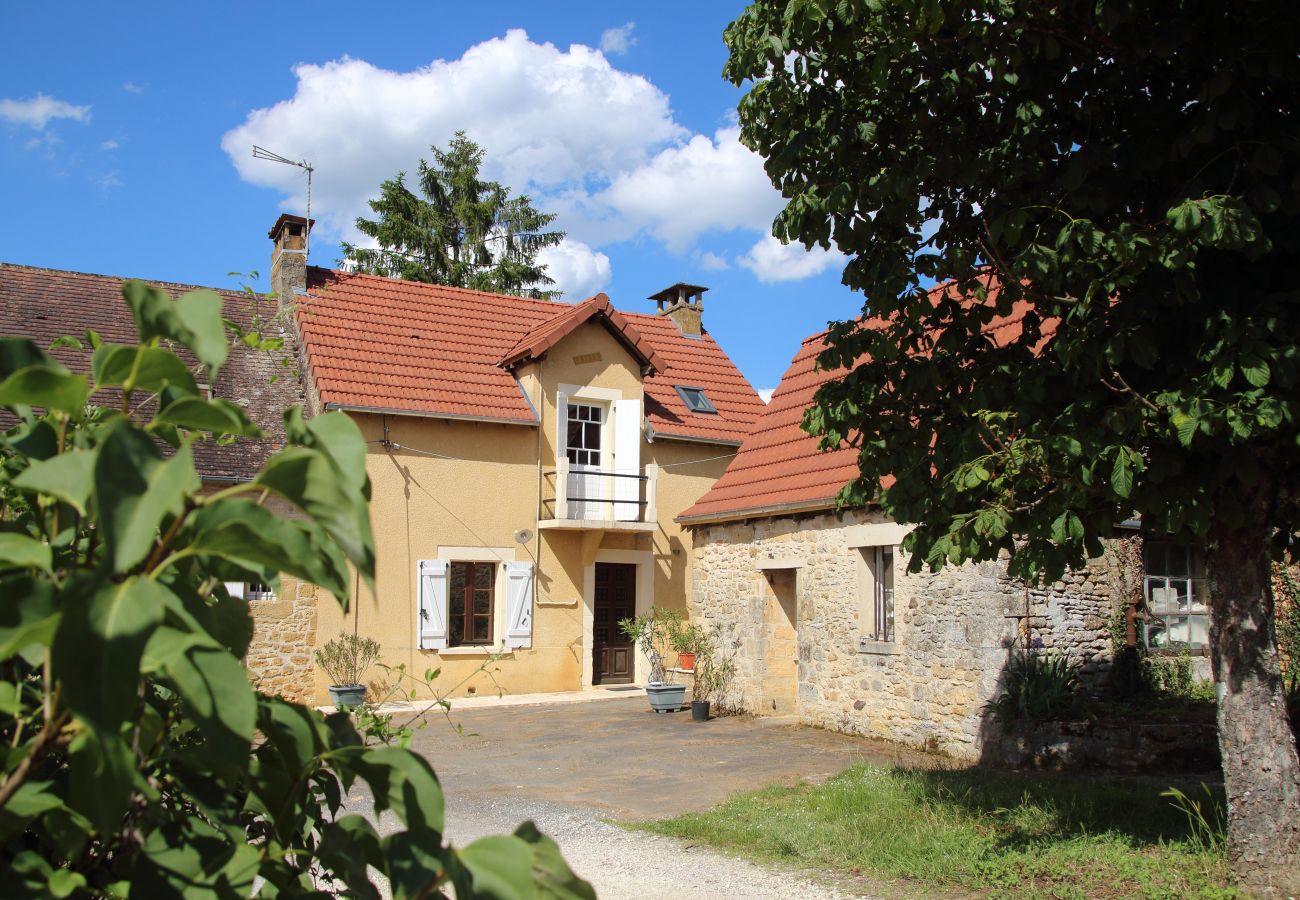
(222, 30, 684, 240)
(98, 171, 123, 191)
(122, 81, 146, 94)
(597, 127, 784, 252)
(536, 239, 611, 300)
(758, 388, 775, 404)
(739, 234, 845, 283)
(101, 139, 119, 151)
(600, 22, 636, 56)
(0, 94, 90, 130)
(696, 250, 729, 271)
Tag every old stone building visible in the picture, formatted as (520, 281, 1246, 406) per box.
(678, 321, 1204, 760)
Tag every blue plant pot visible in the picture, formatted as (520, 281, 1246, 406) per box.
(646, 682, 687, 713)
(329, 684, 367, 708)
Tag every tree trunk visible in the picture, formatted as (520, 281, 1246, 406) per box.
(1208, 501, 1300, 897)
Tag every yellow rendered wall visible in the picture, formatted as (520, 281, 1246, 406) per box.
(307, 319, 741, 704)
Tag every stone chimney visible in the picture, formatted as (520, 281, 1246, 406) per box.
(268, 213, 312, 305)
(648, 282, 708, 337)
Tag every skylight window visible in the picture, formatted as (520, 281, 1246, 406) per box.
(674, 385, 717, 414)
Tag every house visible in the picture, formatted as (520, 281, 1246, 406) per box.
(266, 215, 765, 703)
(676, 305, 1211, 760)
(0, 262, 319, 701)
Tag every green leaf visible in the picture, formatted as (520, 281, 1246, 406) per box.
(1172, 412, 1199, 447)
(1110, 448, 1134, 498)
(142, 626, 255, 770)
(0, 337, 52, 379)
(94, 420, 199, 571)
(457, 835, 536, 900)
(12, 448, 97, 515)
(0, 533, 52, 573)
(514, 821, 597, 899)
(47, 868, 86, 899)
(342, 745, 445, 835)
(1239, 353, 1270, 388)
(0, 575, 58, 657)
(284, 408, 370, 497)
(91, 344, 200, 396)
(256, 445, 376, 584)
(155, 396, 262, 437)
(189, 500, 352, 602)
(54, 577, 168, 734)
(0, 365, 89, 414)
(122, 281, 228, 375)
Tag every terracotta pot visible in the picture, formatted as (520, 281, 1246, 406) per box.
(677, 651, 696, 671)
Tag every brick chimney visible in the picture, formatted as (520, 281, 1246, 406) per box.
(648, 282, 707, 338)
(268, 213, 312, 305)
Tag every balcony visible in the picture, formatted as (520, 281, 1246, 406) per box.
(539, 459, 658, 532)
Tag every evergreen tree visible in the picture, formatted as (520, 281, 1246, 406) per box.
(341, 132, 565, 299)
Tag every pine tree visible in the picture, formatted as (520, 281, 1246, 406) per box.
(341, 132, 565, 299)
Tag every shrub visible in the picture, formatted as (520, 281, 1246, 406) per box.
(988, 650, 1082, 720)
(0, 282, 591, 896)
(316, 632, 382, 687)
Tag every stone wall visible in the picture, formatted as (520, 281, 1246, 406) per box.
(244, 575, 319, 704)
(689, 508, 1127, 760)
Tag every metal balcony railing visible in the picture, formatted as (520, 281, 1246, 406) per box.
(541, 459, 658, 524)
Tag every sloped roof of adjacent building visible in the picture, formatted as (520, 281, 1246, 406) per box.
(0, 263, 305, 482)
(678, 278, 1048, 523)
(297, 268, 763, 444)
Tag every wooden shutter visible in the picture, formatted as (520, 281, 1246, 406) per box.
(504, 562, 535, 649)
(417, 559, 448, 650)
(612, 398, 642, 521)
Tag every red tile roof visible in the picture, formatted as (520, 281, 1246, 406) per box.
(678, 279, 1047, 523)
(298, 268, 763, 443)
(0, 263, 305, 482)
(500, 293, 665, 373)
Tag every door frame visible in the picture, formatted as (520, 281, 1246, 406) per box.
(581, 549, 654, 688)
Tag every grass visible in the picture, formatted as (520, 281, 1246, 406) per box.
(632, 765, 1239, 898)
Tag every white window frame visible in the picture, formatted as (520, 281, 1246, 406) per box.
(1142, 541, 1209, 651)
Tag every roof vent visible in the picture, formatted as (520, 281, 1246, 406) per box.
(648, 282, 707, 338)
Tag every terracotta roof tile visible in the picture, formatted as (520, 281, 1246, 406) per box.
(0, 263, 305, 482)
(298, 269, 763, 442)
(679, 278, 1046, 522)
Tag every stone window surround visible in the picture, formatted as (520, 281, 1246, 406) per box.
(847, 522, 913, 655)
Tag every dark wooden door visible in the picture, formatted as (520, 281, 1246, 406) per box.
(593, 563, 637, 685)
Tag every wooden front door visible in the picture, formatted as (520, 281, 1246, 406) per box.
(593, 563, 637, 685)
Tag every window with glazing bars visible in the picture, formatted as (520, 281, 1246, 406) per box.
(566, 403, 603, 467)
(449, 562, 495, 646)
(1142, 542, 1208, 649)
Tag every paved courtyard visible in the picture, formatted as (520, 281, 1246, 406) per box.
(346, 693, 951, 899)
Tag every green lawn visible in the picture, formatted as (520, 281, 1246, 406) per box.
(631, 764, 1238, 899)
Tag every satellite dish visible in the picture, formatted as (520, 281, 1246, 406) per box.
(514, 528, 534, 545)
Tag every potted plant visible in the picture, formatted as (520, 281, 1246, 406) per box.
(619, 607, 687, 713)
(689, 624, 736, 722)
(315, 633, 381, 708)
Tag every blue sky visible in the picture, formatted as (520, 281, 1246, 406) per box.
(0, 2, 865, 394)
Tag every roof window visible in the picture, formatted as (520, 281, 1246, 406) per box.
(674, 385, 717, 414)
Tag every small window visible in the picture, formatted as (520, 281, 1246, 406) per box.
(243, 582, 275, 601)
(1142, 542, 1208, 650)
(674, 385, 717, 414)
(566, 402, 603, 467)
(865, 546, 895, 642)
(449, 561, 496, 646)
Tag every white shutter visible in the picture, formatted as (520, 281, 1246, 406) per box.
(555, 392, 569, 462)
(417, 560, 448, 650)
(223, 582, 246, 600)
(504, 562, 535, 649)
(612, 398, 642, 521)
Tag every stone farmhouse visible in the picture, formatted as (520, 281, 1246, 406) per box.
(2, 215, 764, 706)
(677, 301, 1211, 760)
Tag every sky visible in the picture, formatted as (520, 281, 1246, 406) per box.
(0, 2, 866, 396)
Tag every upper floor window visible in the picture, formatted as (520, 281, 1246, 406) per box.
(1143, 542, 1208, 650)
(674, 385, 717, 414)
(566, 402, 603, 467)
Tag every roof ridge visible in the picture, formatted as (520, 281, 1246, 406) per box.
(0, 262, 249, 298)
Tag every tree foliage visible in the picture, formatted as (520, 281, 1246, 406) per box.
(726, 0, 1299, 579)
(342, 132, 566, 299)
(0, 283, 593, 897)
(725, 0, 1300, 885)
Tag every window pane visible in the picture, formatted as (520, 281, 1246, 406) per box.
(473, 564, 493, 590)
(474, 590, 491, 614)
(584, 422, 600, 449)
(473, 617, 490, 641)
(568, 422, 583, 448)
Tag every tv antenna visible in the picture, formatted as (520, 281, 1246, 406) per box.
(251, 145, 314, 259)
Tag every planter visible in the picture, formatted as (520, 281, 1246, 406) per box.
(328, 684, 367, 708)
(691, 699, 710, 721)
(645, 682, 687, 713)
(677, 651, 696, 671)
